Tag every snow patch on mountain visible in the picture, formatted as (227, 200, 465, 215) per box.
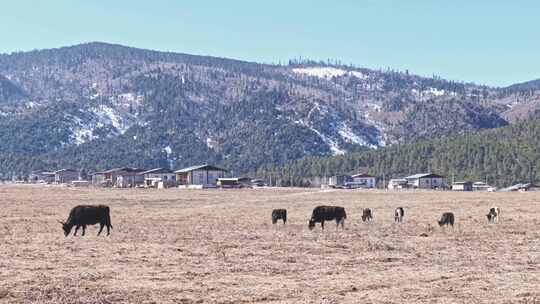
(292, 67, 367, 79)
(70, 116, 97, 145)
(163, 146, 172, 156)
(92, 105, 132, 133)
(309, 126, 345, 155)
(206, 137, 215, 149)
(337, 123, 372, 147)
(69, 105, 136, 145)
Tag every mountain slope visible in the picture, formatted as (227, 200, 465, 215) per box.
(0, 42, 538, 176)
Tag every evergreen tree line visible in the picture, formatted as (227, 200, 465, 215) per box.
(255, 119, 540, 188)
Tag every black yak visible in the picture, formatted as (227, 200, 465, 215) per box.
(308, 206, 347, 230)
(272, 209, 287, 224)
(60, 205, 113, 236)
(438, 212, 454, 227)
(362, 208, 373, 222)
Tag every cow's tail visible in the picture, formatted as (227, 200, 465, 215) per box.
(106, 207, 113, 229)
(343, 209, 347, 220)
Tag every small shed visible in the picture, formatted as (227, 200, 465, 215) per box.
(175, 164, 228, 187)
(55, 169, 79, 184)
(472, 182, 496, 192)
(350, 173, 377, 188)
(72, 180, 90, 187)
(329, 175, 352, 188)
(29, 171, 55, 184)
(92, 167, 146, 188)
(139, 168, 176, 188)
(405, 173, 445, 189)
(452, 181, 473, 191)
(217, 178, 241, 188)
(388, 178, 408, 190)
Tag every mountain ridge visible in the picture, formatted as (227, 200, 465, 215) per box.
(0, 42, 539, 177)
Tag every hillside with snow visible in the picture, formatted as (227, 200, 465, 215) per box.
(0, 42, 536, 175)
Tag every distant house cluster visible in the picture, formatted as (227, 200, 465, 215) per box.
(90, 164, 263, 189)
(25, 164, 265, 189)
(30, 169, 81, 185)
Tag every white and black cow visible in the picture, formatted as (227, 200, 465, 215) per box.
(394, 207, 405, 223)
(486, 207, 500, 223)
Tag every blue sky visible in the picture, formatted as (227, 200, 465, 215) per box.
(1, 0, 539, 86)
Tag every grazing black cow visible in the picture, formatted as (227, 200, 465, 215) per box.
(394, 207, 405, 223)
(486, 207, 500, 223)
(59, 205, 113, 236)
(438, 212, 454, 227)
(362, 208, 373, 222)
(308, 206, 347, 230)
(272, 209, 287, 224)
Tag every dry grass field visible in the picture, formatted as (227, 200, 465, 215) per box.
(1, 185, 540, 303)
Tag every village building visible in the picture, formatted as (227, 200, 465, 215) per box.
(388, 178, 408, 190)
(251, 179, 265, 187)
(29, 171, 55, 184)
(404, 173, 445, 189)
(452, 181, 473, 191)
(54, 169, 79, 184)
(499, 183, 539, 192)
(216, 177, 255, 188)
(175, 164, 228, 188)
(92, 167, 146, 188)
(72, 180, 90, 187)
(328, 175, 352, 188)
(139, 168, 176, 188)
(351, 173, 377, 188)
(472, 182, 496, 192)
(217, 178, 242, 188)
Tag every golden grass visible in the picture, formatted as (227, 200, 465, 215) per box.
(1, 185, 540, 303)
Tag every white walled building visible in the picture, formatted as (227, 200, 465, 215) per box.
(175, 164, 227, 188)
(351, 173, 377, 188)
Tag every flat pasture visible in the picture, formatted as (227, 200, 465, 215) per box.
(1, 185, 540, 303)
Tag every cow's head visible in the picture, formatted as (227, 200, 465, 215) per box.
(58, 221, 71, 236)
(308, 220, 315, 230)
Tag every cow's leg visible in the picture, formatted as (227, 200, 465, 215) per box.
(283, 215, 287, 224)
(73, 225, 80, 236)
(82, 225, 86, 236)
(98, 223, 104, 236)
(321, 220, 325, 230)
(106, 224, 110, 236)
(341, 218, 345, 229)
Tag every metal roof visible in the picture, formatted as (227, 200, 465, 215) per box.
(405, 173, 445, 179)
(139, 168, 174, 175)
(174, 164, 228, 173)
(453, 181, 472, 185)
(54, 169, 78, 173)
(351, 173, 376, 178)
(98, 167, 146, 174)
